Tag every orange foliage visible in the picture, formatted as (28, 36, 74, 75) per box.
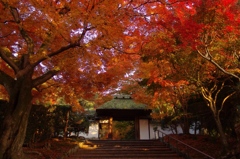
(0, 0, 138, 107)
(1, 0, 239, 109)
(121, 1, 239, 123)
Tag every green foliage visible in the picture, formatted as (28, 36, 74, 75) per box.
(24, 104, 92, 143)
(69, 111, 90, 134)
(79, 98, 95, 111)
(51, 105, 71, 135)
(25, 105, 52, 143)
(113, 121, 135, 140)
(99, 97, 147, 109)
(160, 116, 181, 134)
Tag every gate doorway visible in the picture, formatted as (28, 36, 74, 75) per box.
(96, 94, 152, 140)
(99, 120, 135, 140)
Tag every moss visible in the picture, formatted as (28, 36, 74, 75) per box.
(98, 98, 147, 109)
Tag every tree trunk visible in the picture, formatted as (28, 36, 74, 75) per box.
(201, 85, 230, 155)
(214, 114, 229, 155)
(0, 75, 33, 159)
(182, 117, 190, 134)
(64, 110, 70, 139)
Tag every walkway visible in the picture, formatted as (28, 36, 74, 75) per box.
(65, 140, 184, 159)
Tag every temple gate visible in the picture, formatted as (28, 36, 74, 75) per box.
(96, 94, 152, 140)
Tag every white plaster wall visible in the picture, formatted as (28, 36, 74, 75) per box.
(139, 119, 149, 140)
(149, 124, 199, 139)
(77, 122, 99, 139)
(149, 125, 184, 139)
(73, 122, 200, 140)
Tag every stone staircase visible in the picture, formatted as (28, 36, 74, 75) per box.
(66, 140, 185, 159)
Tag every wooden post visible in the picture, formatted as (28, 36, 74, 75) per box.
(108, 117, 113, 139)
(135, 116, 140, 140)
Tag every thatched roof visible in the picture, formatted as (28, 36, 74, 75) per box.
(98, 94, 147, 110)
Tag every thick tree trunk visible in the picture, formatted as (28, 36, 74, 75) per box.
(0, 75, 33, 159)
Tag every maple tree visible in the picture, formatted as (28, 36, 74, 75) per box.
(170, 0, 240, 154)
(123, 0, 240, 155)
(0, 0, 239, 158)
(172, 52, 239, 153)
(0, 0, 139, 158)
(136, 38, 238, 154)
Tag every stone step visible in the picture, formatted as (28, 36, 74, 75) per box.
(66, 157, 183, 159)
(65, 140, 185, 159)
(87, 140, 162, 143)
(69, 153, 182, 158)
(96, 145, 168, 148)
(86, 140, 167, 147)
(96, 144, 167, 147)
(84, 147, 172, 151)
(77, 149, 175, 154)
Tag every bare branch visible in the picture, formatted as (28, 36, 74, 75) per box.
(32, 70, 59, 87)
(197, 49, 240, 81)
(0, 47, 19, 73)
(33, 42, 80, 68)
(213, 81, 224, 111)
(210, 81, 218, 93)
(218, 91, 235, 116)
(33, 24, 90, 67)
(201, 86, 212, 104)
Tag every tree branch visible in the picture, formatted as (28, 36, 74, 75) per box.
(201, 86, 211, 104)
(36, 31, 54, 55)
(197, 49, 240, 81)
(15, 64, 33, 79)
(9, 6, 34, 55)
(210, 81, 218, 93)
(0, 47, 19, 73)
(218, 91, 235, 116)
(32, 42, 80, 67)
(32, 24, 90, 67)
(132, 0, 188, 10)
(213, 81, 224, 111)
(0, 31, 13, 38)
(0, 70, 15, 94)
(32, 70, 59, 87)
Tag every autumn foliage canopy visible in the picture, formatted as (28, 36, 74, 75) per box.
(0, 0, 240, 158)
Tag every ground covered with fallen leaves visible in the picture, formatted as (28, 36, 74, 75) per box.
(165, 134, 240, 159)
(23, 138, 79, 159)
